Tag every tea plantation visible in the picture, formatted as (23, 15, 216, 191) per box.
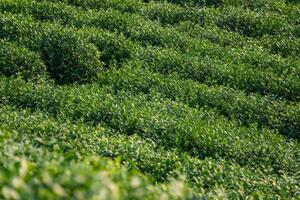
(0, 0, 299, 199)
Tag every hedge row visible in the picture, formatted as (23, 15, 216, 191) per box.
(0, 132, 194, 199)
(2, 0, 297, 75)
(258, 35, 300, 58)
(1, 3, 299, 99)
(153, 0, 290, 14)
(0, 39, 47, 80)
(0, 77, 299, 176)
(0, 14, 102, 84)
(0, 105, 299, 198)
(43, 0, 297, 37)
(126, 1, 299, 57)
(136, 1, 299, 58)
(135, 47, 300, 101)
(0, 13, 145, 83)
(176, 22, 300, 58)
(216, 6, 294, 37)
(1, 11, 298, 100)
(40, 0, 295, 16)
(39, 31, 102, 84)
(45, 0, 298, 57)
(62, 0, 300, 57)
(43, 0, 143, 13)
(97, 65, 300, 139)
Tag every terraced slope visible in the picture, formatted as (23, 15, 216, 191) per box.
(0, 0, 299, 199)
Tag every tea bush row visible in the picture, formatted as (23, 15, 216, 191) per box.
(176, 22, 300, 58)
(135, 47, 300, 101)
(153, 0, 294, 14)
(0, 13, 142, 84)
(45, 0, 298, 57)
(0, 132, 194, 199)
(0, 105, 299, 198)
(0, 14, 102, 84)
(102, 0, 299, 57)
(0, 39, 47, 80)
(2, 0, 297, 75)
(1, 6, 298, 100)
(1, 12, 297, 101)
(97, 65, 300, 139)
(50, 0, 300, 57)
(42, 0, 297, 37)
(0, 77, 299, 176)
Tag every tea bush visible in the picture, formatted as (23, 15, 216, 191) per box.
(0, 13, 102, 84)
(0, 39, 47, 80)
(39, 30, 102, 84)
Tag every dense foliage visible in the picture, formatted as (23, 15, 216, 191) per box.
(0, 0, 299, 199)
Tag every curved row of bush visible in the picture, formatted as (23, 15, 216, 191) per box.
(1, 105, 299, 198)
(46, 0, 298, 57)
(2, 0, 298, 76)
(43, 0, 297, 37)
(0, 132, 193, 199)
(0, 77, 299, 176)
(116, 0, 299, 58)
(259, 35, 300, 58)
(216, 6, 295, 37)
(0, 11, 139, 64)
(1, 11, 298, 100)
(44, 0, 143, 13)
(0, 13, 145, 84)
(110, 2, 300, 57)
(0, 15, 102, 84)
(46, 0, 293, 16)
(68, 0, 300, 57)
(135, 47, 300, 101)
(97, 65, 300, 139)
(130, 1, 299, 58)
(1, 2, 299, 99)
(153, 0, 296, 15)
(0, 39, 47, 80)
(176, 22, 300, 58)
(41, 0, 299, 19)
